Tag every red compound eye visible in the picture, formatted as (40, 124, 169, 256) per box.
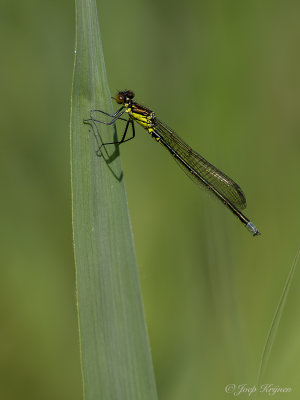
(116, 93, 124, 104)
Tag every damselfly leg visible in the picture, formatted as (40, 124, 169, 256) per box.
(84, 108, 135, 153)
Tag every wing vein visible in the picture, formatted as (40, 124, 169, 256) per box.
(154, 118, 247, 209)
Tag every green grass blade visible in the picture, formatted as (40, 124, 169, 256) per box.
(70, 0, 158, 399)
(257, 246, 300, 384)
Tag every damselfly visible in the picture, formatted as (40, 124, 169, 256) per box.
(86, 90, 260, 236)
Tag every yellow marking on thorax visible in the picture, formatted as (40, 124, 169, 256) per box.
(125, 104, 159, 139)
(126, 105, 153, 129)
(133, 115, 150, 129)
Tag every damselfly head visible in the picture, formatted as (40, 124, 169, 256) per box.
(115, 90, 135, 104)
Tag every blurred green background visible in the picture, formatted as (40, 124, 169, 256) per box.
(1, 0, 300, 399)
